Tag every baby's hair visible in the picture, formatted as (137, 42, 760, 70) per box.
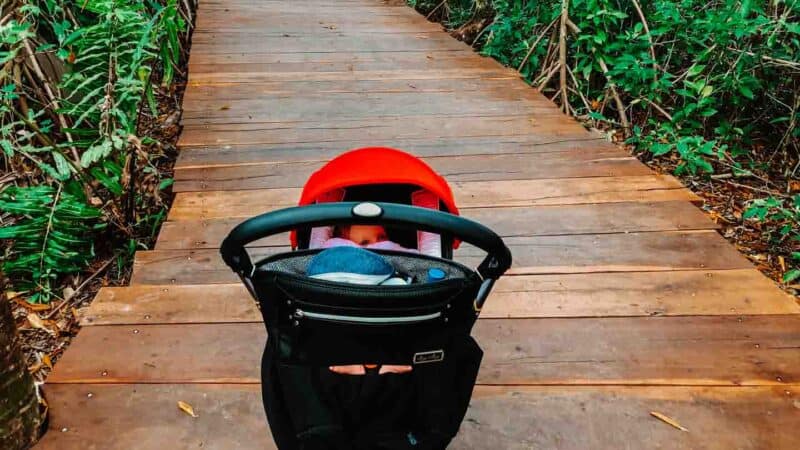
(332, 225, 349, 238)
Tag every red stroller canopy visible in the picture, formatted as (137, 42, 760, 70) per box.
(290, 147, 460, 248)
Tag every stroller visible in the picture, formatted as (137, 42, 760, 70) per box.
(220, 147, 512, 450)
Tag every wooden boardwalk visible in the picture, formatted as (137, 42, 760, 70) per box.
(37, 0, 800, 448)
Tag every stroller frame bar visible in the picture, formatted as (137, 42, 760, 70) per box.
(220, 201, 512, 280)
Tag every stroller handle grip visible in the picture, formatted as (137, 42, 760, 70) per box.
(220, 202, 512, 280)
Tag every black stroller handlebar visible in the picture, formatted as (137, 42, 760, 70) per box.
(220, 202, 512, 280)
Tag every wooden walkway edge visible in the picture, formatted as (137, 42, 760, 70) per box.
(36, 1, 800, 449)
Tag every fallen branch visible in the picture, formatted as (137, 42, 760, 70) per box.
(22, 39, 80, 164)
(517, 17, 559, 72)
(726, 47, 800, 69)
(536, 24, 560, 81)
(639, 97, 674, 122)
(537, 61, 561, 90)
(426, 0, 447, 20)
(566, 65, 594, 116)
(723, 180, 788, 198)
(597, 57, 630, 134)
(44, 258, 114, 320)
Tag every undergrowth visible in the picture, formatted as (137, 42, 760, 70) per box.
(0, 0, 191, 302)
(412, 0, 800, 283)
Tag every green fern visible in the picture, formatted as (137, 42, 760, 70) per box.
(1, 0, 186, 302)
(0, 185, 104, 303)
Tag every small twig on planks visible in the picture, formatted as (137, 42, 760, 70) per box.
(44, 258, 114, 320)
(517, 17, 559, 72)
(558, 0, 570, 113)
(597, 57, 630, 135)
(650, 411, 688, 432)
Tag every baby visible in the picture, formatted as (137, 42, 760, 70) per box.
(335, 224, 388, 246)
(323, 224, 416, 252)
(321, 224, 414, 375)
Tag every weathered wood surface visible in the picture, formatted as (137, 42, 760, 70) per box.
(167, 176, 698, 220)
(156, 202, 718, 249)
(39, 0, 800, 448)
(133, 231, 753, 284)
(176, 136, 615, 167)
(36, 384, 800, 450)
(173, 151, 652, 192)
(79, 269, 798, 326)
(47, 315, 800, 385)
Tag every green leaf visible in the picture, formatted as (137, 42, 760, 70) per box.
(651, 142, 673, 156)
(686, 64, 706, 77)
(158, 178, 174, 191)
(783, 269, 800, 284)
(80, 139, 113, 167)
(0, 139, 13, 156)
(89, 166, 123, 196)
(52, 152, 72, 180)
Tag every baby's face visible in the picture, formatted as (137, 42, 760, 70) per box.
(344, 225, 388, 246)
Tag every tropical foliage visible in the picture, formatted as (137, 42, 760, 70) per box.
(1, 0, 188, 302)
(412, 0, 799, 282)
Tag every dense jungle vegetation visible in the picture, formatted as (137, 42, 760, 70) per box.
(1, 0, 190, 304)
(411, 0, 800, 284)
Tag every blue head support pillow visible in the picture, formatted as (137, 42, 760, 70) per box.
(307, 246, 399, 285)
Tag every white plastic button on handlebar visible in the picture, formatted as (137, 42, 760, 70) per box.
(352, 202, 383, 218)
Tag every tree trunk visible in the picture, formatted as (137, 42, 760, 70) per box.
(0, 278, 43, 449)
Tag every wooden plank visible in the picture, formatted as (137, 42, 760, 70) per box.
(79, 285, 260, 326)
(173, 151, 650, 192)
(182, 88, 554, 112)
(36, 384, 273, 450)
(156, 202, 716, 249)
(186, 51, 491, 69)
(195, 15, 444, 35)
(180, 94, 565, 125)
(36, 384, 800, 450)
(177, 115, 589, 147)
(78, 270, 799, 326)
(167, 176, 696, 220)
(189, 33, 471, 54)
(46, 315, 800, 385)
(181, 77, 538, 101)
(455, 386, 800, 450)
(485, 269, 799, 318)
(133, 231, 751, 285)
(175, 136, 617, 168)
(475, 232, 752, 275)
(187, 68, 518, 85)
(186, 55, 513, 79)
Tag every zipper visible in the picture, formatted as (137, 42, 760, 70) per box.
(294, 308, 442, 325)
(280, 274, 463, 299)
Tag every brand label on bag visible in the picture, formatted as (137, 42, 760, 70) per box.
(413, 350, 445, 364)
